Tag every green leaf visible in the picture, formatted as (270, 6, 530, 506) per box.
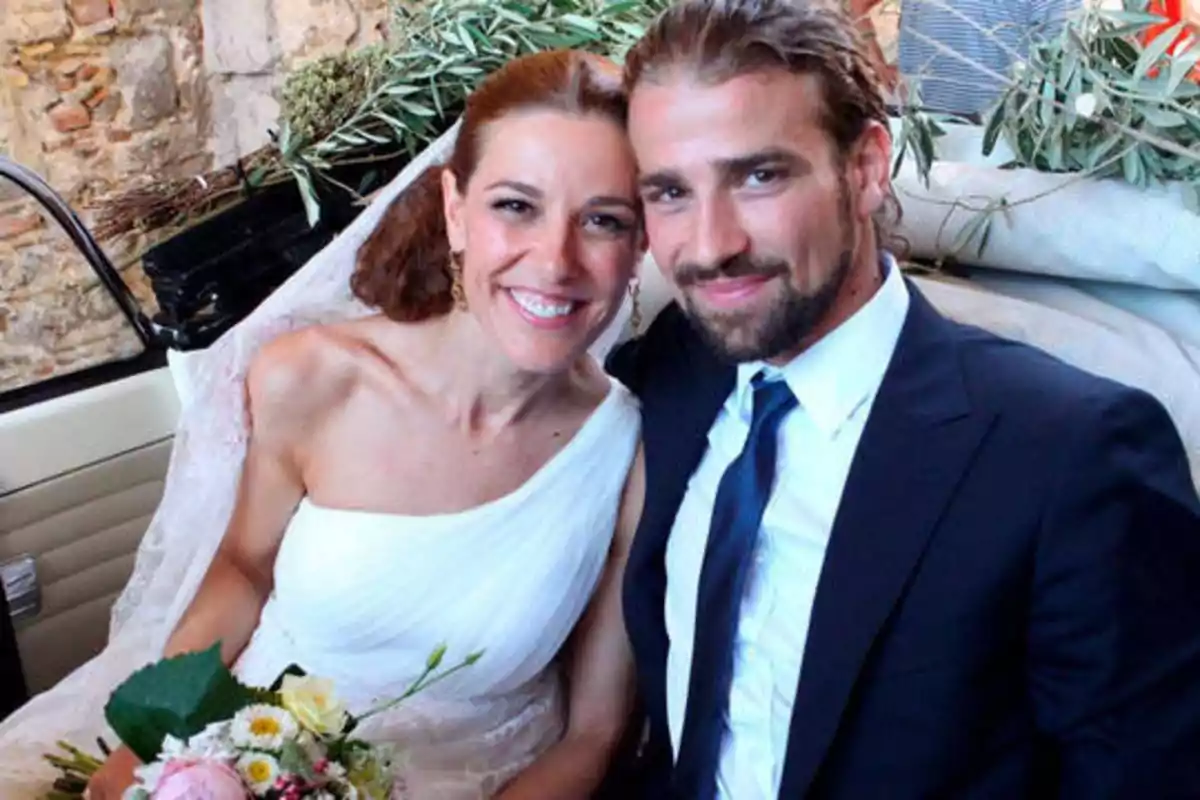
(336, 131, 369, 146)
(104, 645, 257, 764)
(1098, 9, 1168, 26)
(457, 22, 478, 56)
(950, 210, 991, 257)
(1141, 106, 1188, 127)
(1086, 133, 1124, 171)
(602, 1, 641, 15)
(1166, 45, 1200, 95)
(890, 115, 911, 179)
(1135, 22, 1186, 81)
(1045, 123, 1065, 171)
(397, 99, 437, 118)
(294, 168, 323, 227)
(1038, 77, 1058, 126)
(357, 169, 381, 196)
(279, 739, 318, 781)
(561, 13, 600, 32)
(247, 165, 270, 187)
(981, 102, 1005, 156)
(976, 212, 995, 256)
(374, 110, 409, 131)
(384, 84, 421, 97)
(1121, 145, 1143, 186)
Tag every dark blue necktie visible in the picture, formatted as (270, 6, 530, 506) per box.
(673, 375, 798, 800)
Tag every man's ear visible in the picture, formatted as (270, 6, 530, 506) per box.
(851, 119, 893, 221)
(441, 168, 466, 253)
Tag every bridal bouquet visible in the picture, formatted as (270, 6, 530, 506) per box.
(43, 643, 480, 800)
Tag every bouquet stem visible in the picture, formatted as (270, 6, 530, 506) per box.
(41, 740, 106, 799)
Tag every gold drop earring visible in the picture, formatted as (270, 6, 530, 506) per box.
(449, 251, 468, 311)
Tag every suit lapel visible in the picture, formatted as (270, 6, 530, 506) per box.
(778, 286, 996, 797)
(623, 305, 735, 736)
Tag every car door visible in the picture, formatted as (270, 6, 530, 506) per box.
(0, 160, 181, 701)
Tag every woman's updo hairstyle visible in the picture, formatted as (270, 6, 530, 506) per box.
(351, 49, 629, 322)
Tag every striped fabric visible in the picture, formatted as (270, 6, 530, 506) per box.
(897, 0, 1074, 116)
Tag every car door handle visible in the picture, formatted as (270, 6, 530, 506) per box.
(0, 555, 40, 624)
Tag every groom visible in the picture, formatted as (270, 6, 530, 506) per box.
(605, 1, 1200, 798)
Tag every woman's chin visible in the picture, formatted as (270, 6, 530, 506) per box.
(495, 339, 588, 375)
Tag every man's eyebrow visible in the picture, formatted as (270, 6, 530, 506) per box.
(637, 149, 811, 191)
(485, 179, 543, 197)
(716, 148, 809, 176)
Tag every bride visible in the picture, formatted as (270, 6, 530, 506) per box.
(0, 49, 647, 799)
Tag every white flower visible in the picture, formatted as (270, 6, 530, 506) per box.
(231, 704, 300, 750)
(236, 751, 281, 794)
(187, 721, 238, 760)
(323, 760, 347, 780)
(279, 675, 349, 736)
(157, 735, 189, 760)
(129, 760, 165, 795)
(1074, 92, 1098, 118)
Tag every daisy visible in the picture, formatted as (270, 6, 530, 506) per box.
(236, 751, 281, 794)
(231, 704, 299, 751)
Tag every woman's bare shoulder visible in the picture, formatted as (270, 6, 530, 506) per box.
(244, 324, 365, 431)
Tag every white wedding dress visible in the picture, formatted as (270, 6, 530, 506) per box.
(0, 122, 642, 798)
(233, 378, 638, 797)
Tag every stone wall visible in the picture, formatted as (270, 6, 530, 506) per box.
(0, 0, 388, 395)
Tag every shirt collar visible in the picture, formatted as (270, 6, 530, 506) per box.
(731, 254, 911, 438)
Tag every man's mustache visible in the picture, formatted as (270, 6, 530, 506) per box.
(674, 255, 789, 287)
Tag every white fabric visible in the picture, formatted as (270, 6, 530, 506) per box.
(231, 377, 638, 797)
(892, 120, 1200, 291)
(1076, 283, 1200, 353)
(664, 263, 911, 799)
(964, 268, 1200, 353)
(164, 348, 203, 411)
(910, 274, 1200, 488)
(0, 119, 640, 797)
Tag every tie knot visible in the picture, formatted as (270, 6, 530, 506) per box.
(751, 374, 797, 422)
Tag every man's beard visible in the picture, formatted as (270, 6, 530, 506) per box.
(674, 182, 856, 363)
(677, 252, 851, 362)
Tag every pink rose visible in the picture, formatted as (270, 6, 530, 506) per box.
(152, 759, 247, 799)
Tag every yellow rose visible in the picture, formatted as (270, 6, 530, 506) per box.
(278, 675, 349, 736)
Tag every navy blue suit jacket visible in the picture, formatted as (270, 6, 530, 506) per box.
(605, 284, 1200, 799)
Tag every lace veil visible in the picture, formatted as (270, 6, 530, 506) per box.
(111, 122, 457, 647)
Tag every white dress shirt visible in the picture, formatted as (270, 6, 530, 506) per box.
(664, 260, 910, 798)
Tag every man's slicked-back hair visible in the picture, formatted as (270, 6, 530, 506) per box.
(625, 0, 889, 153)
(624, 0, 901, 248)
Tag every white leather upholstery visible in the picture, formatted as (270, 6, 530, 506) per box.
(1, 443, 171, 692)
(0, 369, 180, 693)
